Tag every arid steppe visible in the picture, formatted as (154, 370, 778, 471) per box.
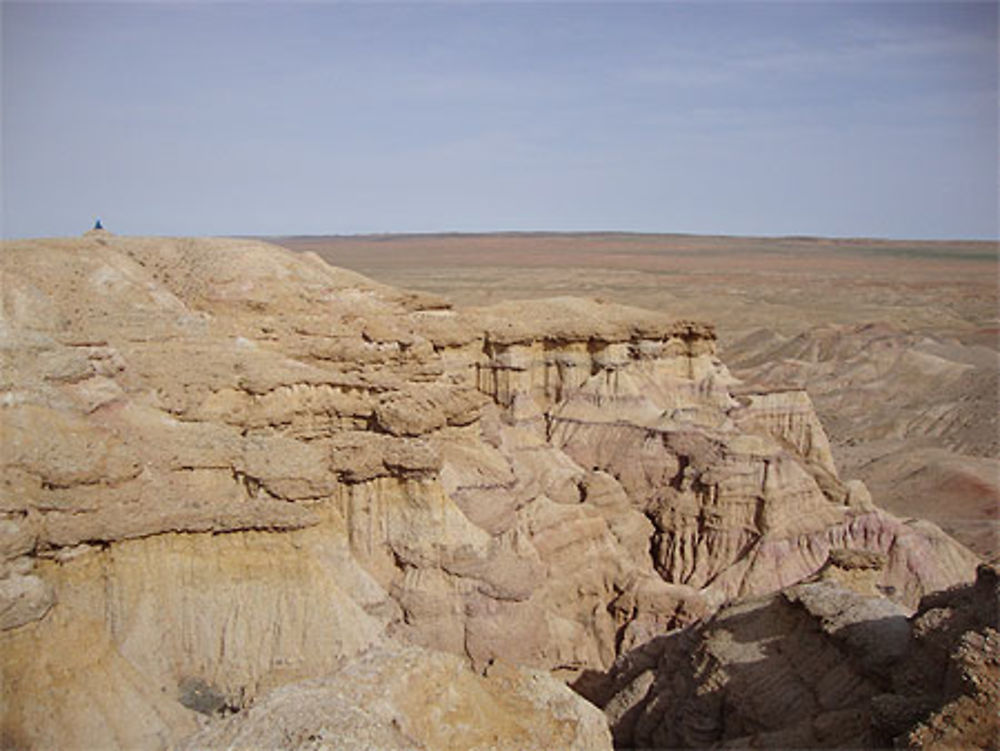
(275, 232, 999, 561)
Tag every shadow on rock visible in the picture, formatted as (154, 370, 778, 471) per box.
(573, 564, 999, 750)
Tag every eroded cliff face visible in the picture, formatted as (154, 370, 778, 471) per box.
(0, 234, 980, 749)
(581, 560, 999, 750)
(725, 323, 1000, 563)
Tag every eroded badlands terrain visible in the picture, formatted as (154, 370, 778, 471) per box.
(278, 232, 1000, 563)
(1, 232, 995, 749)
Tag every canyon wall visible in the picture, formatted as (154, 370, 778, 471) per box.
(0, 234, 980, 748)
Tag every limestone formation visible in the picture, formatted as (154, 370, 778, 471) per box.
(0, 234, 983, 749)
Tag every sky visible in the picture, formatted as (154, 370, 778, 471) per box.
(1, 1, 997, 240)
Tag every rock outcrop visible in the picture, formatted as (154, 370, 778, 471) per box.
(179, 645, 613, 751)
(581, 560, 999, 749)
(0, 234, 982, 749)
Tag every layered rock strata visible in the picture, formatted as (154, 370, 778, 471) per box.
(0, 234, 980, 748)
(725, 322, 1000, 561)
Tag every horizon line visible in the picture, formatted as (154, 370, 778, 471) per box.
(255, 229, 1000, 245)
(4, 228, 998, 245)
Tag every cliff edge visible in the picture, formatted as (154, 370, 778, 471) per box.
(0, 235, 981, 749)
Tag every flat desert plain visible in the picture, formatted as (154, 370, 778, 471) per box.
(272, 232, 999, 561)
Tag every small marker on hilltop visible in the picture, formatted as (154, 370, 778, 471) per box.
(86, 217, 111, 242)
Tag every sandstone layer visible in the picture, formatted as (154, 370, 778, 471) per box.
(0, 233, 981, 749)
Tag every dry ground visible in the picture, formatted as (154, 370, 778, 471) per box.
(272, 232, 999, 560)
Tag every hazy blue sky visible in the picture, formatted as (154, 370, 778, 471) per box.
(2, 1, 997, 239)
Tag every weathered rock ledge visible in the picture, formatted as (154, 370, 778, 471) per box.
(580, 561, 999, 749)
